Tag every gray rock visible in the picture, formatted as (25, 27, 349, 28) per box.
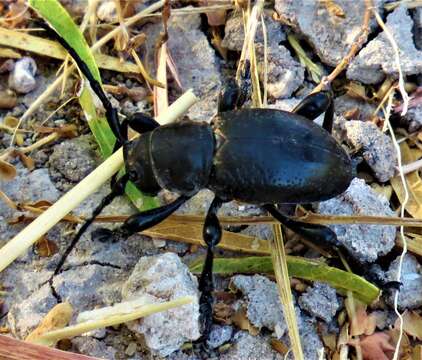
(8, 284, 57, 338)
(220, 331, 282, 360)
(72, 337, 117, 359)
(298, 282, 340, 323)
(275, 0, 383, 66)
(347, 6, 422, 84)
(53, 264, 125, 311)
(294, 317, 325, 360)
(386, 254, 422, 310)
(258, 45, 304, 99)
(415, 8, 422, 50)
(8, 57, 37, 94)
(143, 12, 221, 122)
(345, 120, 397, 182)
(168, 13, 221, 122)
(206, 324, 233, 349)
(334, 94, 377, 121)
(231, 275, 287, 338)
(48, 135, 99, 190)
(221, 11, 285, 51)
(403, 103, 422, 132)
(317, 178, 396, 262)
(0, 165, 60, 251)
(121, 253, 200, 356)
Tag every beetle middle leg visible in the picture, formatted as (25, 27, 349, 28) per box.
(293, 91, 334, 133)
(198, 196, 223, 339)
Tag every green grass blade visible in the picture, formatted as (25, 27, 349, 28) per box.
(190, 256, 380, 304)
(29, 0, 158, 210)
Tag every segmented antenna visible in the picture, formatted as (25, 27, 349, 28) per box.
(38, 21, 126, 145)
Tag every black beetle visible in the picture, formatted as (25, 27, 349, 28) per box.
(46, 25, 353, 337)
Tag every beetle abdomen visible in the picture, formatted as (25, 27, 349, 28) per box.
(208, 109, 353, 204)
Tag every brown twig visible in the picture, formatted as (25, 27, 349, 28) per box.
(312, 0, 373, 93)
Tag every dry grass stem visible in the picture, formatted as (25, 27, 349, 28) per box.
(313, 0, 372, 92)
(270, 224, 304, 360)
(34, 296, 194, 345)
(383, 91, 408, 360)
(235, 0, 264, 80)
(11, 0, 165, 145)
(372, 9, 409, 115)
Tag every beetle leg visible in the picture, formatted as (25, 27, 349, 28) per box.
(218, 61, 251, 112)
(38, 21, 126, 145)
(293, 91, 334, 134)
(263, 204, 337, 248)
(124, 113, 160, 134)
(199, 196, 223, 339)
(91, 195, 191, 242)
(50, 174, 130, 280)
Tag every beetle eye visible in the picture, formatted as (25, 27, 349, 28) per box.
(127, 170, 138, 181)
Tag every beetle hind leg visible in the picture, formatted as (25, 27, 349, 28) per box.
(198, 196, 223, 340)
(263, 204, 337, 249)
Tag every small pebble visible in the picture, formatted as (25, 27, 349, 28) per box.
(8, 57, 37, 94)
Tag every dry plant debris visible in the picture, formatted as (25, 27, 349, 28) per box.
(0, 0, 422, 359)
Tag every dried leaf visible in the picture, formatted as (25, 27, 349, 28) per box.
(391, 142, 422, 218)
(26, 303, 73, 346)
(270, 338, 289, 355)
(349, 332, 395, 360)
(3, 0, 30, 28)
(34, 236, 58, 257)
(0, 90, 17, 109)
(0, 159, 16, 181)
(13, 150, 34, 170)
(4, 116, 19, 128)
(322, 333, 337, 352)
(0, 47, 21, 59)
(398, 311, 422, 340)
(232, 307, 259, 336)
(213, 302, 233, 324)
(345, 82, 369, 101)
(345, 298, 377, 336)
(324, 0, 346, 18)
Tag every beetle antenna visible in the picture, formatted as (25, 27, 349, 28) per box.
(50, 174, 129, 281)
(37, 20, 126, 145)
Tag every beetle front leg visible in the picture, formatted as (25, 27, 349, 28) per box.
(293, 91, 334, 134)
(199, 196, 223, 339)
(123, 113, 160, 134)
(91, 195, 191, 242)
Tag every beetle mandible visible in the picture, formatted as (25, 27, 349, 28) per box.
(46, 25, 353, 338)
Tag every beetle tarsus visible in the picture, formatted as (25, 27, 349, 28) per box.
(51, 174, 129, 278)
(263, 204, 337, 248)
(198, 197, 223, 339)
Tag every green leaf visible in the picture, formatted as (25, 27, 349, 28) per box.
(29, 0, 158, 210)
(190, 256, 380, 304)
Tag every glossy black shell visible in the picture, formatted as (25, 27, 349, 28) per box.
(126, 121, 215, 196)
(208, 108, 353, 204)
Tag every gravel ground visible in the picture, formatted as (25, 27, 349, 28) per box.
(0, 1, 421, 359)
